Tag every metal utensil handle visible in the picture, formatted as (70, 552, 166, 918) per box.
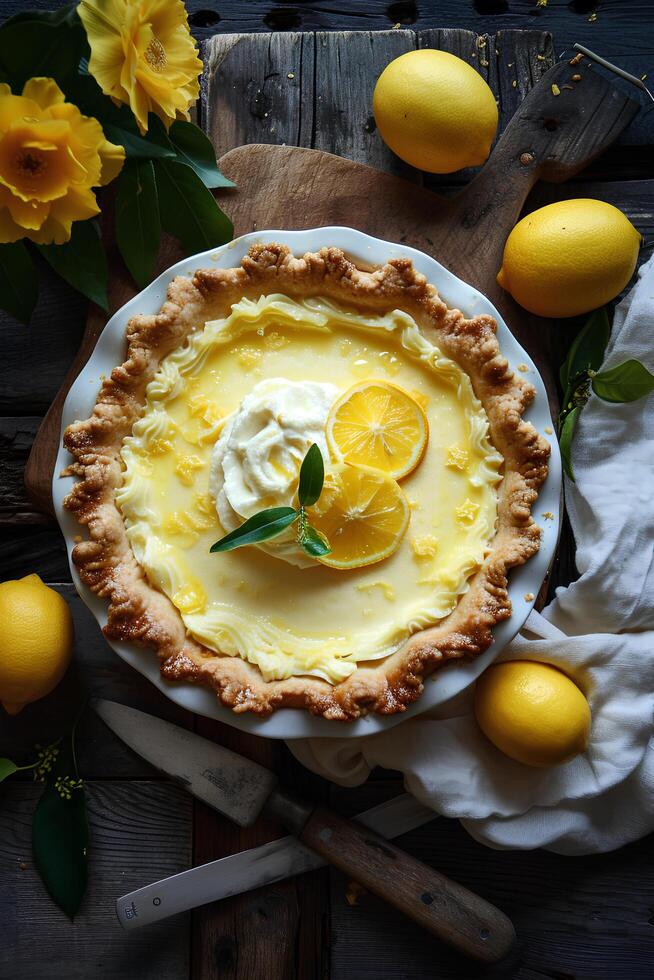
(573, 43, 654, 101)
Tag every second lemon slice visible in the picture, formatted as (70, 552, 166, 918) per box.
(310, 465, 410, 569)
(326, 381, 428, 481)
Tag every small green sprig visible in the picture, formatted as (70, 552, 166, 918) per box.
(558, 307, 654, 481)
(210, 444, 331, 559)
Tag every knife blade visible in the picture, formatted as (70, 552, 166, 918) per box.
(95, 699, 515, 963)
(116, 792, 436, 930)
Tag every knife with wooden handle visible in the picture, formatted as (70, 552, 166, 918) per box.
(116, 792, 437, 930)
(95, 700, 516, 963)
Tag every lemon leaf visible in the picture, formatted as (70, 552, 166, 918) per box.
(299, 524, 331, 558)
(154, 159, 233, 255)
(168, 121, 235, 189)
(37, 220, 108, 312)
(0, 758, 18, 783)
(210, 507, 298, 553)
(298, 443, 325, 507)
(559, 307, 611, 398)
(116, 159, 160, 289)
(32, 738, 88, 920)
(559, 406, 580, 482)
(591, 359, 654, 404)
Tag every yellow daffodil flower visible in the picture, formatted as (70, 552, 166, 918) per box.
(0, 78, 124, 245)
(78, 0, 202, 135)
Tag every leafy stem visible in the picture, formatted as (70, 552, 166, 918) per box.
(210, 444, 332, 559)
(557, 307, 654, 481)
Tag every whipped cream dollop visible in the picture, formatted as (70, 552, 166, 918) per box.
(209, 378, 339, 567)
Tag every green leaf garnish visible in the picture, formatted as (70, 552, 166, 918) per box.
(559, 307, 611, 400)
(116, 159, 160, 289)
(0, 241, 38, 324)
(210, 507, 299, 553)
(299, 524, 331, 558)
(37, 220, 108, 311)
(154, 159, 233, 255)
(591, 359, 654, 403)
(559, 406, 580, 482)
(211, 445, 332, 557)
(298, 443, 325, 507)
(0, 758, 18, 783)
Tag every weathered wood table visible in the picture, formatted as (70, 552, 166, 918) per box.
(1, 3, 653, 979)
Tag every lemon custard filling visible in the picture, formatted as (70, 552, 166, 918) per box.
(117, 292, 504, 684)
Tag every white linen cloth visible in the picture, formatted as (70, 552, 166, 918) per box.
(290, 256, 654, 854)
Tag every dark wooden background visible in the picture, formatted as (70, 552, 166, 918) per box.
(1, 3, 653, 979)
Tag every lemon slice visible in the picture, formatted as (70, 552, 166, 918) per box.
(310, 464, 410, 569)
(326, 380, 428, 480)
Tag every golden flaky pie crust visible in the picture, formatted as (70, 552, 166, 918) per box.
(63, 244, 550, 721)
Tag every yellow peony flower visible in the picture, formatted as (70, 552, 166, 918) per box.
(0, 78, 124, 245)
(78, 0, 202, 135)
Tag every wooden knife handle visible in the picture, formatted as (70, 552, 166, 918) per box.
(299, 806, 516, 963)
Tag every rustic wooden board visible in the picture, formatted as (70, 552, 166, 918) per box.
(0, 781, 192, 980)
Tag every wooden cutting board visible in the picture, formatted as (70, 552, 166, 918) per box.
(25, 30, 638, 515)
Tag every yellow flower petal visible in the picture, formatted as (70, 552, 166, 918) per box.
(21, 77, 66, 110)
(79, 0, 202, 133)
(97, 136, 125, 185)
(0, 76, 122, 242)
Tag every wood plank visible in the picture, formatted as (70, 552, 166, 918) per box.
(0, 418, 48, 525)
(201, 32, 316, 156)
(0, 256, 87, 414)
(312, 31, 417, 178)
(185, 0, 654, 152)
(0, 780, 192, 980)
(0, 585, 192, 779)
(0, 527, 70, 582)
(328, 782, 654, 980)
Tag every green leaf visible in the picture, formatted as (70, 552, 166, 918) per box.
(32, 740, 88, 920)
(116, 160, 160, 289)
(102, 124, 176, 161)
(210, 507, 298, 553)
(37, 221, 108, 311)
(298, 444, 325, 507)
(559, 406, 580, 482)
(0, 7, 86, 87)
(560, 307, 612, 396)
(0, 242, 38, 325)
(299, 524, 331, 558)
(168, 121, 235, 188)
(591, 359, 654, 404)
(0, 758, 18, 783)
(155, 159, 233, 255)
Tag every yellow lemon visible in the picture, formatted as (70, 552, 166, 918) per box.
(475, 661, 591, 767)
(326, 380, 428, 480)
(310, 465, 410, 569)
(497, 199, 641, 318)
(372, 49, 498, 173)
(0, 574, 74, 715)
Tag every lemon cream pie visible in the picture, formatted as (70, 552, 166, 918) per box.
(63, 244, 549, 720)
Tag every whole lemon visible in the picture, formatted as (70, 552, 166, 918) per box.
(372, 49, 498, 173)
(0, 574, 74, 715)
(497, 199, 641, 318)
(474, 661, 591, 768)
